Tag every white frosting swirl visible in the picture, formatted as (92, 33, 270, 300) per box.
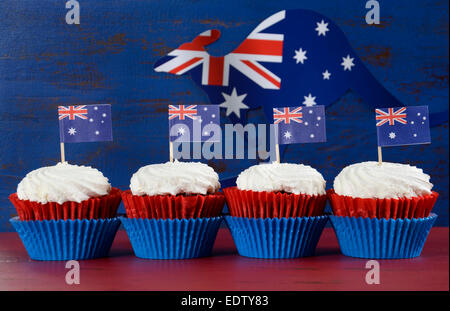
(130, 160, 220, 196)
(236, 163, 326, 195)
(333, 161, 433, 199)
(17, 162, 112, 204)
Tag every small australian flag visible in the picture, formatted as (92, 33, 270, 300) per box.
(169, 105, 221, 142)
(58, 104, 113, 143)
(376, 106, 431, 147)
(274, 105, 326, 144)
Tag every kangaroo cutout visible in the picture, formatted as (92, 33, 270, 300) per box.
(155, 9, 447, 127)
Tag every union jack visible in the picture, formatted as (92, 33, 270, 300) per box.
(154, 11, 285, 90)
(273, 107, 303, 124)
(58, 105, 88, 120)
(168, 105, 198, 120)
(375, 107, 407, 126)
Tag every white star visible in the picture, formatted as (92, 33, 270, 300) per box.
(322, 70, 331, 80)
(413, 133, 417, 137)
(101, 120, 104, 124)
(389, 132, 396, 139)
(219, 88, 249, 118)
(315, 20, 329, 36)
(94, 106, 98, 110)
(411, 121, 414, 124)
(212, 114, 216, 118)
(317, 116, 321, 120)
(341, 55, 355, 71)
(303, 93, 317, 107)
(310, 134, 315, 138)
(102, 113, 107, 117)
(68, 127, 76, 135)
(304, 122, 309, 126)
(293, 48, 307, 64)
(89, 118, 94, 122)
(177, 127, 186, 136)
(284, 131, 292, 139)
(95, 131, 100, 135)
(204, 107, 208, 111)
(423, 116, 426, 120)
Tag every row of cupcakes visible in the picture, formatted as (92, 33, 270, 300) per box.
(9, 160, 438, 260)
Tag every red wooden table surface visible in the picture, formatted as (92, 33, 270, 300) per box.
(0, 227, 448, 291)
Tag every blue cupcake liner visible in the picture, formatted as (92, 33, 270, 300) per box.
(9, 216, 121, 261)
(120, 216, 223, 259)
(225, 215, 328, 259)
(329, 213, 437, 259)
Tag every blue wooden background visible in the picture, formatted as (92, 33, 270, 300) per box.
(0, 0, 448, 231)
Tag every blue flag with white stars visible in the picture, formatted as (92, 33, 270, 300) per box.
(169, 105, 221, 142)
(274, 105, 326, 144)
(153, 9, 450, 129)
(58, 104, 113, 143)
(376, 106, 431, 147)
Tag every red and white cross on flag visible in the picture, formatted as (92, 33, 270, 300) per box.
(375, 107, 407, 126)
(154, 11, 285, 90)
(273, 106, 303, 124)
(58, 105, 88, 120)
(168, 105, 198, 120)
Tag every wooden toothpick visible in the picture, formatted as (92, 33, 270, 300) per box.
(60, 142, 66, 163)
(169, 141, 174, 162)
(275, 143, 280, 163)
(377, 146, 382, 165)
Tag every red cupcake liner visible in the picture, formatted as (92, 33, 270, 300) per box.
(9, 187, 122, 221)
(121, 190, 226, 219)
(223, 187, 328, 219)
(327, 189, 439, 219)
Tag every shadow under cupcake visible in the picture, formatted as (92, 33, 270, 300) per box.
(328, 161, 439, 259)
(120, 160, 225, 259)
(223, 163, 329, 259)
(9, 162, 122, 261)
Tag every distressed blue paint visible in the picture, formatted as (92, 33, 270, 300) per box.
(0, 0, 448, 231)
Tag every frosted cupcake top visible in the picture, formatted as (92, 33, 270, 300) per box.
(236, 163, 326, 195)
(130, 160, 220, 196)
(333, 161, 433, 199)
(17, 162, 111, 204)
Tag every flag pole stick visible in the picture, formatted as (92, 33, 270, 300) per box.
(275, 143, 280, 163)
(274, 122, 281, 163)
(60, 142, 66, 163)
(169, 141, 174, 162)
(377, 146, 382, 165)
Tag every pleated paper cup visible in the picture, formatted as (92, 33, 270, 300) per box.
(329, 213, 437, 259)
(225, 215, 328, 259)
(223, 187, 327, 218)
(10, 216, 121, 261)
(9, 187, 122, 221)
(327, 189, 438, 219)
(120, 216, 223, 259)
(121, 190, 225, 219)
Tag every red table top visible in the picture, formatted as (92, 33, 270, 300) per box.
(0, 227, 448, 291)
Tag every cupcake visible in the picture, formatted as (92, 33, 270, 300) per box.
(9, 162, 122, 260)
(328, 161, 439, 259)
(120, 160, 225, 259)
(225, 162, 328, 218)
(223, 162, 329, 259)
(329, 161, 438, 219)
(10, 162, 121, 220)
